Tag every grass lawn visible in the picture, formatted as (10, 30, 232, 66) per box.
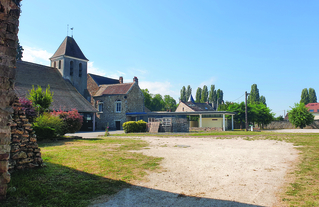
(2, 137, 162, 207)
(2, 131, 319, 206)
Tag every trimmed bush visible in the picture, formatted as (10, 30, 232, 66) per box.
(33, 113, 64, 140)
(123, 120, 147, 133)
(51, 109, 83, 134)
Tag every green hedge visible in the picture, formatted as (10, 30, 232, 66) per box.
(32, 126, 56, 140)
(123, 120, 147, 133)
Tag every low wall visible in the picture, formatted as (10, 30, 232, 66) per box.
(263, 120, 319, 130)
(9, 100, 43, 171)
(189, 127, 223, 132)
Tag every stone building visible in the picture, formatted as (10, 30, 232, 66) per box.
(50, 36, 90, 99)
(90, 77, 144, 130)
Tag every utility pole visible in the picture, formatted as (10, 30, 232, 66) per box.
(245, 91, 250, 131)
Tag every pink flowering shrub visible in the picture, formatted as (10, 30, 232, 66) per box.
(19, 98, 37, 122)
(51, 109, 83, 134)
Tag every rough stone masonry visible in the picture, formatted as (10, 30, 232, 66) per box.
(0, 0, 21, 200)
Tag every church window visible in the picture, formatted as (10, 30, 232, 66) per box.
(79, 63, 82, 77)
(98, 102, 103, 113)
(54, 61, 56, 68)
(115, 100, 122, 113)
(58, 60, 61, 69)
(70, 61, 74, 76)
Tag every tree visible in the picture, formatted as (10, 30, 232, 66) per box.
(288, 103, 314, 129)
(201, 85, 208, 103)
(195, 87, 202, 103)
(260, 95, 266, 106)
(163, 95, 177, 111)
(0, 0, 22, 199)
(216, 89, 223, 106)
(309, 88, 317, 103)
(180, 86, 186, 102)
(227, 102, 247, 129)
(300, 88, 309, 105)
(27, 85, 54, 114)
(16, 41, 24, 60)
(250, 103, 274, 128)
(151, 94, 165, 111)
(248, 84, 260, 104)
(186, 85, 192, 101)
(141, 89, 152, 110)
(208, 85, 217, 108)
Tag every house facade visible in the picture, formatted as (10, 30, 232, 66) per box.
(305, 103, 319, 120)
(90, 77, 144, 130)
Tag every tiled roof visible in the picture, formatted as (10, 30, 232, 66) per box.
(305, 103, 319, 112)
(94, 83, 134, 96)
(50, 36, 88, 61)
(88, 73, 119, 86)
(183, 101, 215, 111)
(15, 61, 97, 113)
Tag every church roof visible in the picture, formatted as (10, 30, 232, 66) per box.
(88, 73, 119, 86)
(15, 61, 97, 113)
(50, 36, 88, 61)
(94, 83, 135, 96)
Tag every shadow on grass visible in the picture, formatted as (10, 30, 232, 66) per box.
(2, 162, 263, 207)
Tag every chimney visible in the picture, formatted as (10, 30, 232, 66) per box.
(133, 76, 138, 85)
(119, 76, 123, 84)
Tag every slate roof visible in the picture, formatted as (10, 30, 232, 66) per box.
(88, 73, 119, 86)
(50, 36, 88, 61)
(182, 101, 215, 111)
(94, 83, 134, 96)
(15, 61, 97, 113)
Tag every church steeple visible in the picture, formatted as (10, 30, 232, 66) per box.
(50, 36, 89, 98)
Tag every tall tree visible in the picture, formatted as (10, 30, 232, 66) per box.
(208, 85, 217, 108)
(300, 88, 309, 105)
(0, 0, 22, 200)
(180, 86, 186, 102)
(260, 95, 266, 106)
(201, 85, 208, 103)
(309, 88, 317, 103)
(248, 84, 260, 104)
(216, 89, 223, 106)
(186, 85, 192, 101)
(195, 87, 202, 103)
(16, 40, 23, 60)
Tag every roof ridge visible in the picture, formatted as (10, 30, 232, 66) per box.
(18, 60, 53, 69)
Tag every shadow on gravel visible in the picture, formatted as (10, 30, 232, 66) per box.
(92, 185, 264, 207)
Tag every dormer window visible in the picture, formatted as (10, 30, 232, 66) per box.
(115, 100, 122, 113)
(70, 61, 73, 76)
(79, 63, 82, 77)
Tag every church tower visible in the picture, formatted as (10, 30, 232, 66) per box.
(50, 36, 89, 98)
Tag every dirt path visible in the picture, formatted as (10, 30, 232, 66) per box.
(91, 137, 299, 207)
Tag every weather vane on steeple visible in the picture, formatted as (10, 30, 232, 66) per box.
(67, 24, 74, 38)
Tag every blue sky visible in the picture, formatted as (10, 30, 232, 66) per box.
(19, 0, 319, 116)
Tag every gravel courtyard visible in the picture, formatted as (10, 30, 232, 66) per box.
(91, 137, 299, 207)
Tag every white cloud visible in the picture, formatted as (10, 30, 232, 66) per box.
(139, 81, 179, 100)
(22, 46, 52, 66)
(88, 62, 107, 76)
(198, 77, 217, 88)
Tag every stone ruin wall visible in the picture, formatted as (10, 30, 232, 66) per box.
(262, 120, 319, 130)
(9, 99, 43, 171)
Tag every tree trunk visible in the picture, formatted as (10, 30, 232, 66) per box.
(0, 0, 21, 200)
